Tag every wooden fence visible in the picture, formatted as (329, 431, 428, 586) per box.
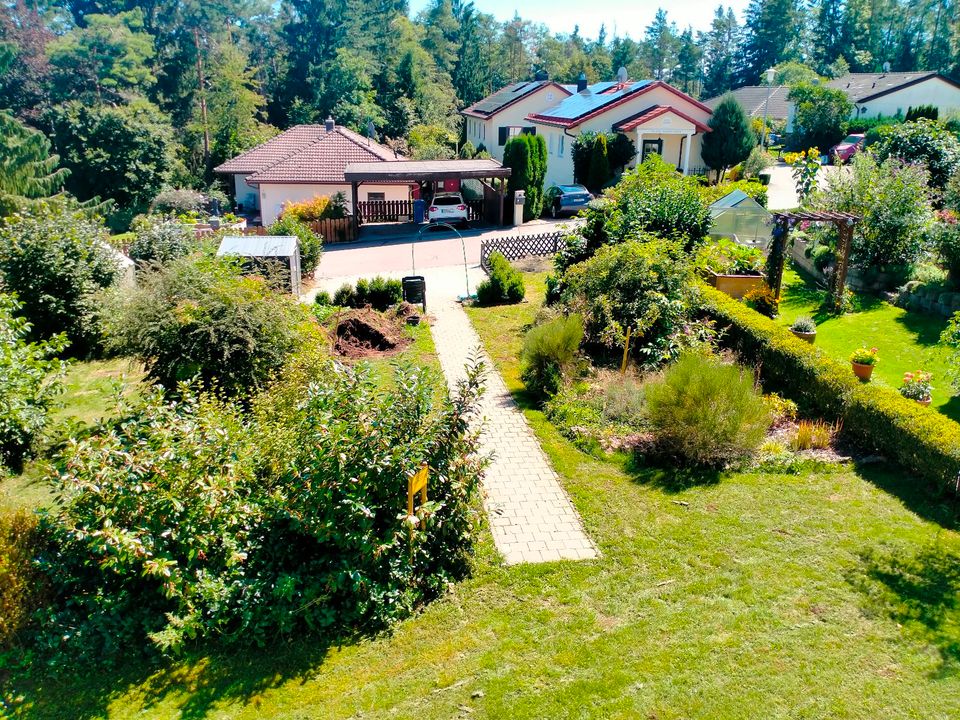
(356, 198, 487, 224)
(479, 231, 566, 272)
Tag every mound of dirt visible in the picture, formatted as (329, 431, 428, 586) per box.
(333, 307, 412, 358)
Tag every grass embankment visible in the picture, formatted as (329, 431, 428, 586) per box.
(11, 274, 960, 719)
(777, 265, 957, 420)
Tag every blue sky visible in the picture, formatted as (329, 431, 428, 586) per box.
(407, 0, 751, 40)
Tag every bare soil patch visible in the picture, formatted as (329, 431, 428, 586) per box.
(333, 306, 413, 358)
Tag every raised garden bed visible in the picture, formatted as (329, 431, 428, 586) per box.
(707, 270, 766, 299)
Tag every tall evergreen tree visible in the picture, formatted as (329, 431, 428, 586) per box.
(642, 9, 678, 80)
(700, 95, 755, 181)
(812, 0, 845, 73)
(674, 27, 701, 96)
(700, 6, 741, 98)
(740, 0, 799, 85)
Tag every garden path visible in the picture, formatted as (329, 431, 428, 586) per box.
(426, 273, 597, 565)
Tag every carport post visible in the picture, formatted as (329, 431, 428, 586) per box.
(350, 181, 360, 233)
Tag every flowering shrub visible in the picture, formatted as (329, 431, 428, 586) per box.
(744, 284, 779, 318)
(281, 193, 348, 222)
(0, 294, 67, 468)
(784, 147, 820, 202)
(31, 357, 485, 662)
(899, 371, 933, 401)
(871, 119, 960, 190)
(849, 346, 879, 366)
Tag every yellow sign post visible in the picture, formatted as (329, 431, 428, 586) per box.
(407, 464, 428, 516)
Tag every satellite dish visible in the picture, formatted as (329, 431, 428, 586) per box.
(366, 120, 376, 143)
(617, 66, 628, 84)
(882, 61, 891, 73)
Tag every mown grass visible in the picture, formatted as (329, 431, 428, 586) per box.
(777, 264, 957, 420)
(0, 357, 144, 514)
(8, 274, 960, 719)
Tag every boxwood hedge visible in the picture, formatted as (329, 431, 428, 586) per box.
(698, 284, 960, 492)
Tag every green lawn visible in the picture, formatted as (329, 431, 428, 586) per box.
(10, 275, 960, 719)
(777, 264, 958, 421)
(0, 357, 144, 514)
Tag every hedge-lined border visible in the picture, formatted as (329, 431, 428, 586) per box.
(698, 284, 960, 493)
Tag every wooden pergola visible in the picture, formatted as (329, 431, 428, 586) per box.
(768, 210, 861, 312)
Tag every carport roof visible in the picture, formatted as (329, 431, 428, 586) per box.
(344, 159, 510, 182)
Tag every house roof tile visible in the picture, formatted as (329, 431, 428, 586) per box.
(825, 72, 942, 102)
(216, 124, 401, 185)
(702, 86, 792, 119)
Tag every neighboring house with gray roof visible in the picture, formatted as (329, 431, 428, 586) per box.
(524, 77, 713, 186)
(215, 118, 410, 225)
(824, 71, 960, 120)
(462, 80, 573, 163)
(703, 86, 791, 121)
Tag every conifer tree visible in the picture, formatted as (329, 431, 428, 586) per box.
(701, 96, 755, 182)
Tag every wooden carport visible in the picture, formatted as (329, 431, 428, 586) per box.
(343, 159, 512, 231)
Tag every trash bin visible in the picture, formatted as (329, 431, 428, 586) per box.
(513, 190, 525, 227)
(402, 275, 426, 312)
(413, 199, 426, 224)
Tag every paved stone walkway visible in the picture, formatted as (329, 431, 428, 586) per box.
(429, 293, 597, 565)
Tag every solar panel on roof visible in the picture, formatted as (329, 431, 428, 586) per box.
(535, 80, 652, 120)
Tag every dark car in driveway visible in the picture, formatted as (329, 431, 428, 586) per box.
(545, 184, 594, 218)
(829, 134, 865, 164)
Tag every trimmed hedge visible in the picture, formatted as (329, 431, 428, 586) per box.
(698, 284, 960, 491)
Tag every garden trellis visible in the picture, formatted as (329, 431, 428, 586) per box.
(767, 210, 860, 312)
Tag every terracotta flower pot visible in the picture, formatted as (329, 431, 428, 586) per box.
(791, 330, 816, 344)
(852, 362, 874, 380)
(917, 397, 932, 407)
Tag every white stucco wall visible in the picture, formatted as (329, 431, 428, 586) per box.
(257, 183, 411, 225)
(233, 175, 260, 210)
(465, 84, 571, 162)
(853, 77, 960, 119)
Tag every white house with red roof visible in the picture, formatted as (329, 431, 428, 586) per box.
(526, 77, 713, 187)
(214, 118, 411, 225)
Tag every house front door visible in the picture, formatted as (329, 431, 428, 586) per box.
(641, 138, 663, 162)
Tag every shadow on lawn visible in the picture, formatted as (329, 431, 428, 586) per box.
(8, 636, 339, 720)
(849, 543, 960, 677)
(894, 310, 950, 347)
(853, 462, 960, 532)
(625, 455, 722, 492)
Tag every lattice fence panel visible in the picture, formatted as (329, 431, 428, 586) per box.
(480, 231, 566, 272)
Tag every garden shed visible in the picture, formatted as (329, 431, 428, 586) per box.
(216, 235, 301, 295)
(709, 189, 772, 248)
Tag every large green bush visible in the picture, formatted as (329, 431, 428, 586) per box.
(699, 284, 960, 490)
(787, 83, 853, 152)
(871, 119, 960, 190)
(504, 134, 548, 220)
(268, 214, 323, 275)
(814, 153, 933, 275)
(0, 204, 118, 356)
(103, 254, 320, 397)
(127, 216, 197, 266)
(476, 252, 524, 306)
(32, 357, 484, 660)
(0, 294, 67, 468)
(520, 313, 584, 401)
(646, 353, 771, 466)
(556, 236, 698, 365)
(572, 131, 636, 188)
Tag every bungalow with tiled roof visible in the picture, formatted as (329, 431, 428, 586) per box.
(703, 86, 792, 122)
(823, 71, 960, 120)
(215, 118, 411, 225)
(524, 76, 713, 187)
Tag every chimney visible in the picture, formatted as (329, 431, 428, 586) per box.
(324, 116, 335, 132)
(577, 72, 588, 93)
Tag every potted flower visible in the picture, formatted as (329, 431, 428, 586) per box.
(899, 370, 933, 406)
(790, 316, 817, 344)
(849, 346, 878, 380)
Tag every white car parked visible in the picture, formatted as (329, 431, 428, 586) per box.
(428, 192, 469, 227)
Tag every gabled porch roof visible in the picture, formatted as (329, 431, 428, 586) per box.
(612, 105, 711, 134)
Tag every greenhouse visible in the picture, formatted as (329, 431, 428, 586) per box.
(708, 189, 772, 248)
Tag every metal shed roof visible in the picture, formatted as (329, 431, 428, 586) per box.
(709, 189, 765, 210)
(344, 159, 511, 182)
(217, 235, 299, 258)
